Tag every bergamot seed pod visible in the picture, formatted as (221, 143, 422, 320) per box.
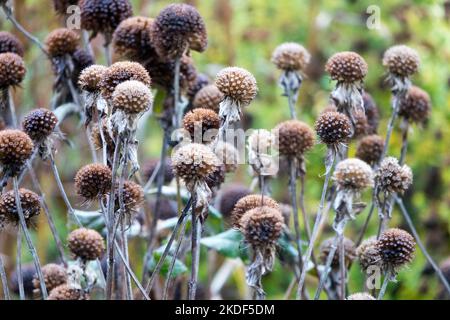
(151, 3, 207, 59)
(172, 143, 220, 183)
(0, 129, 34, 175)
(0, 31, 24, 56)
(357, 237, 381, 271)
(0, 52, 26, 88)
(217, 184, 251, 219)
(215, 67, 257, 107)
(271, 42, 310, 71)
(382, 45, 420, 77)
(33, 263, 67, 293)
(315, 111, 352, 146)
(100, 61, 151, 99)
(187, 73, 210, 101)
(67, 228, 105, 261)
(355, 134, 385, 166)
(53, 0, 79, 15)
(79, 0, 133, 36)
(74, 163, 112, 200)
(363, 92, 380, 134)
(47, 284, 89, 300)
(183, 108, 220, 141)
(240, 206, 284, 247)
(214, 141, 239, 173)
(22, 108, 58, 142)
(0, 188, 41, 225)
(333, 158, 373, 191)
(112, 80, 153, 114)
(325, 51, 368, 83)
(346, 292, 375, 300)
(376, 228, 416, 270)
(142, 158, 173, 184)
(78, 64, 108, 93)
(115, 180, 144, 212)
(319, 237, 356, 268)
(112, 16, 156, 60)
(375, 157, 413, 194)
(231, 194, 279, 228)
(353, 111, 369, 138)
(45, 28, 79, 57)
(275, 120, 315, 159)
(193, 84, 223, 112)
(398, 86, 431, 124)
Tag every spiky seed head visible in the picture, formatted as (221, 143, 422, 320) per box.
(271, 42, 310, 71)
(112, 80, 153, 114)
(382, 45, 420, 77)
(142, 158, 173, 184)
(172, 143, 220, 184)
(193, 84, 223, 112)
(375, 157, 413, 194)
(215, 67, 257, 106)
(357, 237, 382, 271)
(22, 108, 58, 142)
(347, 293, 375, 300)
(45, 28, 79, 57)
(0, 188, 41, 225)
(325, 51, 368, 83)
(100, 61, 151, 99)
(275, 120, 315, 158)
(0, 52, 26, 88)
(217, 184, 251, 219)
(355, 134, 385, 166)
(376, 228, 416, 270)
(0, 129, 34, 175)
(333, 158, 373, 191)
(398, 86, 431, 124)
(319, 237, 357, 268)
(240, 206, 284, 247)
(116, 180, 144, 212)
(67, 228, 105, 261)
(74, 163, 112, 200)
(47, 284, 89, 300)
(183, 108, 220, 141)
(151, 3, 207, 59)
(363, 92, 380, 134)
(112, 16, 156, 60)
(0, 31, 24, 56)
(33, 263, 67, 293)
(214, 141, 239, 173)
(78, 65, 108, 93)
(187, 73, 210, 101)
(315, 111, 352, 145)
(231, 194, 280, 228)
(52, 0, 79, 15)
(79, 0, 133, 36)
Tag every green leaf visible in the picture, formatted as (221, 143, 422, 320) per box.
(147, 248, 188, 278)
(200, 229, 245, 258)
(73, 209, 106, 233)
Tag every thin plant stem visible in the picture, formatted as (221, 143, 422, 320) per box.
(399, 121, 409, 165)
(380, 96, 401, 160)
(188, 201, 202, 300)
(13, 177, 48, 299)
(98, 116, 108, 166)
(314, 234, 339, 300)
(173, 57, 182, 129)
(286, 83, 297, 120)
(104, 34, 112, 66)
(16, 228, 24, 300)
(377, 271, 390, 300)
(356, 202, 375, 247)
(338, 234, 345, 300)
(120, 219, 133, 300)
(7, 88, 17, 127)
(82, 30, 95, 59)
(0, 253, 10, 300)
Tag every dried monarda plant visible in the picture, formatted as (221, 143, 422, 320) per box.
(0, 31, 24, 56)
(192, 84, 223, 113)
(32, 263, 67, 298)
(355, 134, 385, 167)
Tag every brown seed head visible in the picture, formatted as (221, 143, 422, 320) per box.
(315, 111, 352, 145)
(376, 228, 416, 270)
(67, 228, 105, 261)
(355, 134, 385, 166)
(48, 284, 89, 300)
(71, 49, 95, 84)
(333, 158, 373, 191)
(0, 188, 41, 225)
(382, 45, 420, 77)
(22, 108, 58, 142)
(0, 31, 24, 56)
(206, 164, 226, 189)
(183, 108, 220, 141)
(187, 73, 210, 102)
(398, 86, 431, 124)
(215, 67, 257, 106)
(356, 237, 382, 271)
(142, 158, 173, 184)
(33, 263, 67, 292)
(112, 80, 153, 114)
(240, 206, 284, 247)
(271, 42, 310, 71)
(193, 84, 223, 112)
(347, 293, 375, 300)
(45, 28, 79, 57)
(78, 64, 108, 93)
(115, 180, 144, 212)
(319, 237, 356, 268)
(0, 129, 34, 175)
(74, 163, 112, 200)
(0, 52, 26, 88)
(353, 111, 369, 139)
(325, 51, 368, 83)
(275, 120, 315, 158)
(217, 184, 251, 219)
(231, 194, 279, 229)
(375, 157, 413, 194)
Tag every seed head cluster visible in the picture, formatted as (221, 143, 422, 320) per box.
(187, 73, 210, 101)
(325, 51, 368, 83)
(376, 228, 416, 271)
(142, 158, 173, 184)
(193, 84, 224, 112)
(45, 28, 79, 57)
(398, 86, 431, 124)
(22, 108, 58, 142)
(0, 52, 26, 88)
(78, 65, 108, 93)
(112, 80, 153, 114)
(355, 134, 385, 166)
(240, 206, 284, 248)
(333, 158, 373, 191)
(115, 180, 144, 212)
(183, 108, 220, 140)
(48, 284, 89, 300)
(231, 194, 279, 228)
(319, 237, 356, 267)
(74, 163, 112, 200)
(275, 120, 314, 159)
(215, 67, 257, 107)
(356, 237, 381, 271)
(271, 42, 310, 71)
(67, 228, 105, 261)
(33, 263, 67, 293)
(0, 188, 41, 225)
(0, 129, 34, 175)
(375, 157, 413, 194)
(382, 45, 420, 77)
(315, 111, 352, 145)
(0, 31, 24, 56)
(217, 184, 251, 219)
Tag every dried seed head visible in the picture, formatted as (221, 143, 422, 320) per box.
(112, 80, 153, 114)
(315, 111, 352, 145)
(116, 180, 144, 212)
(355, 134, 385, 166)
(398, 86, 431, 124)
(217, 184, 251, 219)
(151, 3, 207, 59)
(0, 129, 34, 175)
(206, 164, 226, 189)
(78, 64, 108, 93)
(353, 111, 369, 138)
(325, 51, 368, 83)
(187, 73, 210, 102)
(172, 143, 220, 184)
(333, 158, 373, 191)
(100, 61, 151, 99)
(0, 188, 41, 225)
(9, 263, 35, 297)
(382, 45, 420, 77)
(231, 194, 279, 229)
(319, 237, 356, 267)
(271, 42, 310, 71)
(357, 237, 382, 271)
(67, 228, 105, 261)
(90, 119, 115, 151)
(53, 0, 79, 15)
(112, 16, 156, 60)
(0, 52, 26, 88)
(376, 228, 416, 270)
(183, 108, 220, 141)
(240, 206, 284, 247)
(214, 141, 239, 173)
(22, 108, 58, 142)
(347, 293, 375, 300)
(363, 92, 380, 134)
(215, 67, 257, 106)
(74, 163, 112, 200)
(375, 157, 413, 194)
(142, 158, 173, 184)
(0, 31, 24, 56)
(71, 49, 95, 84)
(33, 263, 67, 293)
(79, 0, 133, 36)
(149, 198, 177, 220)
(48, 284, 89, 300)
(275, 120, 315, 158)
(193, 84, 223, 112)
(45, 28, 79, 57)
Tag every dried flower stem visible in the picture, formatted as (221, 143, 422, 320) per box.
(173, 57, 182, 129)
(377, 270, 391, 300)
(16, 228, 24, 300)
(120, 219, 133, 300)
(7, 88, 17, 127)
(338, 234, 345, 300)
(188, 197, 201, 300)
(0, 253, 10, 300)
(314, 233, 340, 299)
(399, 121, 409, 165)
(82, 30, 95, 59)
(356, 202, 375, 246)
